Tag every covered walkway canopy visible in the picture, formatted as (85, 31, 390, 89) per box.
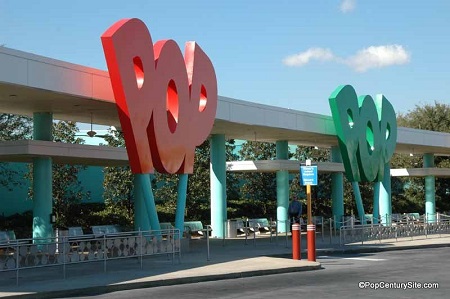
(2, 47, 450, 158)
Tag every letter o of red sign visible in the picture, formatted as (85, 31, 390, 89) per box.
(101, 18, 217, 174)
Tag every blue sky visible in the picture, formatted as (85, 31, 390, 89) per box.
(1, 0, 450, 117)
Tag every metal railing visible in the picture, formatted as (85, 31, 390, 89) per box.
(0, 228, 181, 285)
(218, 213, 450, 247)
(337, 213, 450, 246)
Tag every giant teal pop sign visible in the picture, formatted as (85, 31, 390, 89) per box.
(329, 85, 397, 183)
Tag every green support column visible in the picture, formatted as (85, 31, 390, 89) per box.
(351, 182, 366, 225)
(133, 174, 151, 231)
(424, 153, 436, 222)
(373, 184, 380, 225)
(135, 174, 161, 231)
(175, 174, 189, 235)
(331, 146, 344, 227)
(377, 163, 392, 225)
(276, 140, 289, 233)
(210, 134, 226, 238)
(32, 112, 53, 240)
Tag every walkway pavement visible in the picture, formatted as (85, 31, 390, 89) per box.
(1, 233, 450, 298)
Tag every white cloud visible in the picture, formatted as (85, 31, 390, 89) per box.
(340, 0, 356, 13)
(282, 44, 411, 72)
(345, 45, 411, 72)
(282, 48, 335, 67)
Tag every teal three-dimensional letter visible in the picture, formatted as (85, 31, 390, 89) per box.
(329, 85, 397, 183)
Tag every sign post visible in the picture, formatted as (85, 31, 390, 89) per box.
(300, 159, 317, 262)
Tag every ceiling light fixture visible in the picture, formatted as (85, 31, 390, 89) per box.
(87, 113, 97, 137)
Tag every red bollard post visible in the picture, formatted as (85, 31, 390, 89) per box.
(307, 224, 316, 261)
(292, 223, 301, 260)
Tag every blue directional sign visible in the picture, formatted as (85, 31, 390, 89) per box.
(300, 165, 318, 186)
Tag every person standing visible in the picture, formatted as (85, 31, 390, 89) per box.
(288, 194, 303, 231)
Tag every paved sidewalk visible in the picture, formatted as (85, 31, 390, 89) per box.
(1, 233, 450, 298)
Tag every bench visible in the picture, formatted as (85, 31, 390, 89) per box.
(248, 218, 273, 233)
(68, 227, 84, 237)
(91, 225, 121, 237)
(184, 221, 205, 237)
(406, 213, 420, 222)
(236, 220, 246, 234)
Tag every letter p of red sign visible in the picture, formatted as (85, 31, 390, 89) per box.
(101, 18, 217, 174)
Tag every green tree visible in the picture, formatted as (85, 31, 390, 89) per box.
(153, 172, 178, 222)
(390, 153, 424, 213)
(0, 114, 32, 190)
(185, 140, 211, 221)
(342, 180, 374, 217)
(225, 139, 240, 201)
(100, 128, 134, 227)
(0, 114, 32, 140)
(236, 141, 277, 217)
(397, 102, 450, 132)
(393, 102, 450, 213)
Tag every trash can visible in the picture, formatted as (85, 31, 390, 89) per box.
(226, 219, 237, 238)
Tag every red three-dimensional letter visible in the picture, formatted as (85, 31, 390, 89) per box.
(101, 18, 217, 174)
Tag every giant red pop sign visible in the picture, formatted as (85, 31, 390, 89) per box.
(101, 18, 217, 174)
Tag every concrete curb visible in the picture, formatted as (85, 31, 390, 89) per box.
(4, 264, 322, 299)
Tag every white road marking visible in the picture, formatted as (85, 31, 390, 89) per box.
(343, 257, 386, 261)
(317, 256, 387, 262)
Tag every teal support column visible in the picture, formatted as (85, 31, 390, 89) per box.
(133, 174, 151, 231)
(135, 174, 161, 231)
(210, 134, 226, 238)
(33, 158, 52, 239)
(276, 140, 289, 233)
(175, 174, 189, 235)
(373, 184, 380, 225)
(32, 112, 53, 240)
(351, 182, 366, 225)
(424, 153, 436, 222)
(331, 146, 344, 227)
(377, 163, 392, 225)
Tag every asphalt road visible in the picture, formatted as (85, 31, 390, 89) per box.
(61, 248, 450, 299)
